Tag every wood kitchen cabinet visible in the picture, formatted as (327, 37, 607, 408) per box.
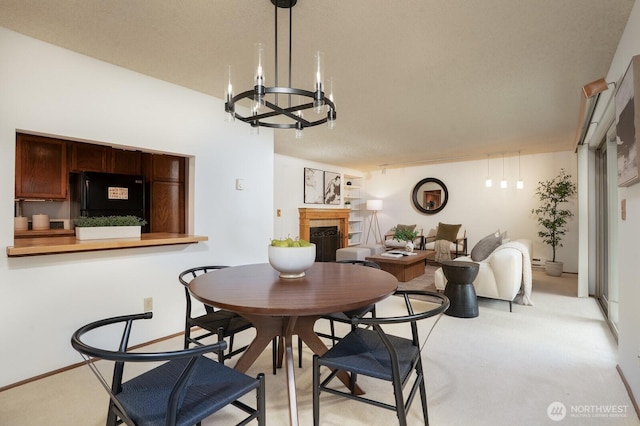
(143, 153, 185, 233)
(109, 149, 141, 175)
(69, 142, 141, 175)
(15, 133, 68, 199)
(69, 142, 108, 172)
(150, 181, 185, 233)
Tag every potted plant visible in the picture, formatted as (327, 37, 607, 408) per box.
(392, 226, 419, 252)
(531, 169, 577, 276)
(74, 215, 147, 240)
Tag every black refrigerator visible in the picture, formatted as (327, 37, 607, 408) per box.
(70, 172, 147, 232)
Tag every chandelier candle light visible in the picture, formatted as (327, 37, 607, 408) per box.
(224, 0, 337, 136)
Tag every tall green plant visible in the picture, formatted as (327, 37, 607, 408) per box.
(531, 169, 577, 262)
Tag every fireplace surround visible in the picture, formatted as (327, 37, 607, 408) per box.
(298, 208, 350, 249)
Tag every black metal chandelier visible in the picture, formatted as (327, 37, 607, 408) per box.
(224, 0, 336, 137)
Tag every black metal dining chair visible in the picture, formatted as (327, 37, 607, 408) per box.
(180, 265, 295, 374)
(71, 312, 265, 426)
(313, 290, 449, 426)
(179, 266, 254, 363)
(316, 260, 381, 345)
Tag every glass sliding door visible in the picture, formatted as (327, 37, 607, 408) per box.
(595, 124, 619, 336)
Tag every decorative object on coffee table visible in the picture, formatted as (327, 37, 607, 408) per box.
(441, 260, 480, 318)
(392, 225, 419, 252)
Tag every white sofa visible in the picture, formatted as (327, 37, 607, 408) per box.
(434, 239, 532, 311)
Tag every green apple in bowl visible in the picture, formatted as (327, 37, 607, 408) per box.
(268, 238, 316, 278)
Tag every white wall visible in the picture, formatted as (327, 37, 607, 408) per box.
(362, 152, 579, 271)
(0, 28, 274, 387)
(591, 0, 640, 408)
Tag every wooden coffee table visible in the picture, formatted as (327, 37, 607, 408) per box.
(366, 249, 432, 282)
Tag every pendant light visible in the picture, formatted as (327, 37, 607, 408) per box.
(500, 154, 507, 189)
(516, 151, 524, 189)
(485, 155, 492, 188)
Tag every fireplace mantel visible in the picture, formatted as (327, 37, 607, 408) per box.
(299, 208, 350, 249)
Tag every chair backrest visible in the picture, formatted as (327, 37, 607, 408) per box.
(179, 266, 228, 314)
(353, 290, 449, 347)
(335, 259, 381, 269)
(70, 312, 229, 425)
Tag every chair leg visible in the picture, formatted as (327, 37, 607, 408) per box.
(106, 402, 118, 426)
(273, 336, 303, 373)
(313, 355, 320, 426)
(416, 359, 429, 425)
(228, 334, 235, 355)
(217, 326, 225, 364)
(509, 300, 512, 312)
(272, 337, 277, 375)
(257, 373, 266, 425)
(184, 322, 190, 349)
(329, 319, 336, 346)
(392, 372, 408, 426)
(298, 337, 303, 368)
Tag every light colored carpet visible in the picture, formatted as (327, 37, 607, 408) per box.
(0, 267, 637, 425)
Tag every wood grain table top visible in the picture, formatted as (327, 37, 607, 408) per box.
(189, 262, 398, 316)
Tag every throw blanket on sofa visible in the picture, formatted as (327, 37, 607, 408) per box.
(434, 239, 452, 263)
(493, 241, 533, 306)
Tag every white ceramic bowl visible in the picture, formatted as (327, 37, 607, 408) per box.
(268, 244, 316, 278)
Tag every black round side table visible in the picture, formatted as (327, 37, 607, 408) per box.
(441, 260, 480, 318)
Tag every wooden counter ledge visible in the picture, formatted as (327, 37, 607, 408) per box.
(7, 233, 208, 257)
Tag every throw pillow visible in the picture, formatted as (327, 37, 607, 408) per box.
(471, 230, 503, 261)
(435, 223, 461, 243)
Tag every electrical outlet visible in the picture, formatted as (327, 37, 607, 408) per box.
(143, 297, 153, 312)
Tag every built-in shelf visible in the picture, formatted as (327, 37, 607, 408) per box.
(344, 175, 364, 245)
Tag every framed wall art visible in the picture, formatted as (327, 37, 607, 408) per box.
(304, 167, 324, 204)
(323, 171, 341, 204)
(615, 55, 640, 187)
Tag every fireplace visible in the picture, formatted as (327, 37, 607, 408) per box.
(298, 208, 350, 249)
(310, 226, 341, 262)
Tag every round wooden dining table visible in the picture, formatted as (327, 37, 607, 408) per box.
(189, 262, 398, 426)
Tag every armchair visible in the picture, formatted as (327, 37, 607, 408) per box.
(423, 224, 467, 258)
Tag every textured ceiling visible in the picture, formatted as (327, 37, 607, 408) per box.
(0, 0, 634, 170)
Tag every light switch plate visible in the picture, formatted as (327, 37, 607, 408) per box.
(236, 179, 245, 190)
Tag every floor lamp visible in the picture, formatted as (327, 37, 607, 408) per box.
(365, 199, 383, 245)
